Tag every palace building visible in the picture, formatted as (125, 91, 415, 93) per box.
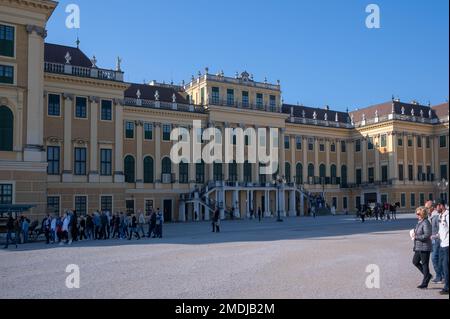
(0, 0, 449, 222)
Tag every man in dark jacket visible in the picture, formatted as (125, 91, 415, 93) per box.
(412, 207, 433, 289)
(213, 208, 220, 233)
(4, 215, 17, 249)
(148, 211, 157, 238)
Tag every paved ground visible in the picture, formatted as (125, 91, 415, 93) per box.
(0, 214, 447, 299)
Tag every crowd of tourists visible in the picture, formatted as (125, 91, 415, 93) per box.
(357, 202, 399, 222)
(411, 200, 449, 295)
(3, 208, 165, 248)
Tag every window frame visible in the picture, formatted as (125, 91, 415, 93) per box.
(47, 146, 60, 175)
(0, 23, 15, 58)
(100, 148, 112, 176)
(100, 99, 113, 122)
(74, 195, 88, 216)
(74, 147, 87, 176)
(125, 121, 135, 139)
(75, 96, 88, 119)
(144, 122, 153, 141)
(47, 93, 61, 117)
(0, 183, 13, 204)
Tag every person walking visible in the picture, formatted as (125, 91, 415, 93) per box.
(86, 213, 94, 240)
(61, 212, 70, 245)
(258, 207, 262, 222)
(128, 214, 141, 240)
(21, 217, 29, 244)
(426, 201, 443, 284)
(156, 209, 163, 238)
(213, 208, 220, 233)
(79, 216, 86, 241)
(4, 215, 17, 249)
(137, 211, 146, 238)
(43, 214, 51, 244)
(50, 215, 57, 243)
(148, 210, 157, 238)
(412, 206, 433, 289)
(437, 200, 449, 295)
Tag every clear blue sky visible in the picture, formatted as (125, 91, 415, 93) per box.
(45, 0, 449, 111)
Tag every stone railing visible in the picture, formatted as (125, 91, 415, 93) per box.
(123, 97, 205, 113)
(353, 113, 439, 127)
(184, 74, 280, 91)
(44, 61, 124, 82)
(290, 117, 353, 128)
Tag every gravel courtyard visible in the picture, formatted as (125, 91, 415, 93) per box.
(0, 214, 447, 299)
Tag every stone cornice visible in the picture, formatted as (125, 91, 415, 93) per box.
(2, 0, 58, 20)
(44, 73, 130, 91)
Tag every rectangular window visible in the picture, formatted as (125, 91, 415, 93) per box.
(341, 141, 346, 153)
(256, 93, 263, 108)
(100, 149, 112, 176)
(126, 199, 135, 214)
(381, 165, 388, 182)
(48, 94, 61, 116)
(242, 91, 249, 107)
(101, 100, 112, 121)
(419, 193, 425, 206)
(284, 136, 290, 149)
(355, 139, 361, 152)
(429, 193, 433, 201)
(401, 193, 406, 207)
(227, 89, 234, 106)
(426, 136, 431, 149)
(75, 97, 87, 118)
(440, 135, 447, 148)
(417, 136, 422, 148)
(0, 184, 12, 204)
(74, 148, 87, 175)
(211, 87, 220, 104)
(296, 137, 302, 150)
(125, 121, 134, 139)
(368, 137, 374, 150)
(398, 138, 403, 146)
(441, 164, 448, 180)
(270, 95, 276, 111)
(408, 165, 413, 181)
(163, 124, 171, 141)
(427, 165, 432, 181)
(408, 138, 413, 147)
(398, 164, 404, 181)
(47, 146, 60, 175)
(308, 139, 314, 151)
(74, 196, 87, 216)
(380, 135, 387, 148)
(332, 197, 337, 209)
(47, 196, 60, 215)
(343, 197, 348, 210)
(417, 165, 423, 181)
(368, 167, 374, 183)
(356, 196, 361, 209)
(144, 123, 153, 140)
(319, 144, 325, 152)
(100, 196, 113, 212)
(356, 169, 362, 185)
(330, 143, 336, 152)
(0, 64, 13, 84)
(0, 24, 14, 57)
(410, 193, 416, 208)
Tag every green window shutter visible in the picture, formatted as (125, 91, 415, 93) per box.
(0, 106, 13, 151)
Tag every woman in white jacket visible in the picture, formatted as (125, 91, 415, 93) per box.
(61, 212, 70, 245)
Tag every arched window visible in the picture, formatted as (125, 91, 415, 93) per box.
(285, 162, 291, 183)
(196, 160, 205, 183)
(124, 155, 135, 183)
(143, 157, 154, 183)
(179, 160, 189, 184)
(162, 157, 172, 174)
(0, 106, 13, 151)
(319, 164, 326, 178)
(213, 162, 223, 181)
(331, 164, 337, 184)
(341, 165, 348, 185)
(296, 163, 303, 184)
(308, 164, 314, 177)
(244, 161, 252, 183)
(229, 161, 237, 182)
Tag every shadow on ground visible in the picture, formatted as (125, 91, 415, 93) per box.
(0, 214, 416, 252)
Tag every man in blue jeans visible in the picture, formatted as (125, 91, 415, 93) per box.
(427, 201, 443, 283)
(437, 201, 449, 295)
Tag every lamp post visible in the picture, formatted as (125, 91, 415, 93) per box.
(437, 178, 449, 204)
(273, 175, 286, 222)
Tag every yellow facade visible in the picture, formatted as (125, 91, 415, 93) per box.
(0, 0, 449, 222)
